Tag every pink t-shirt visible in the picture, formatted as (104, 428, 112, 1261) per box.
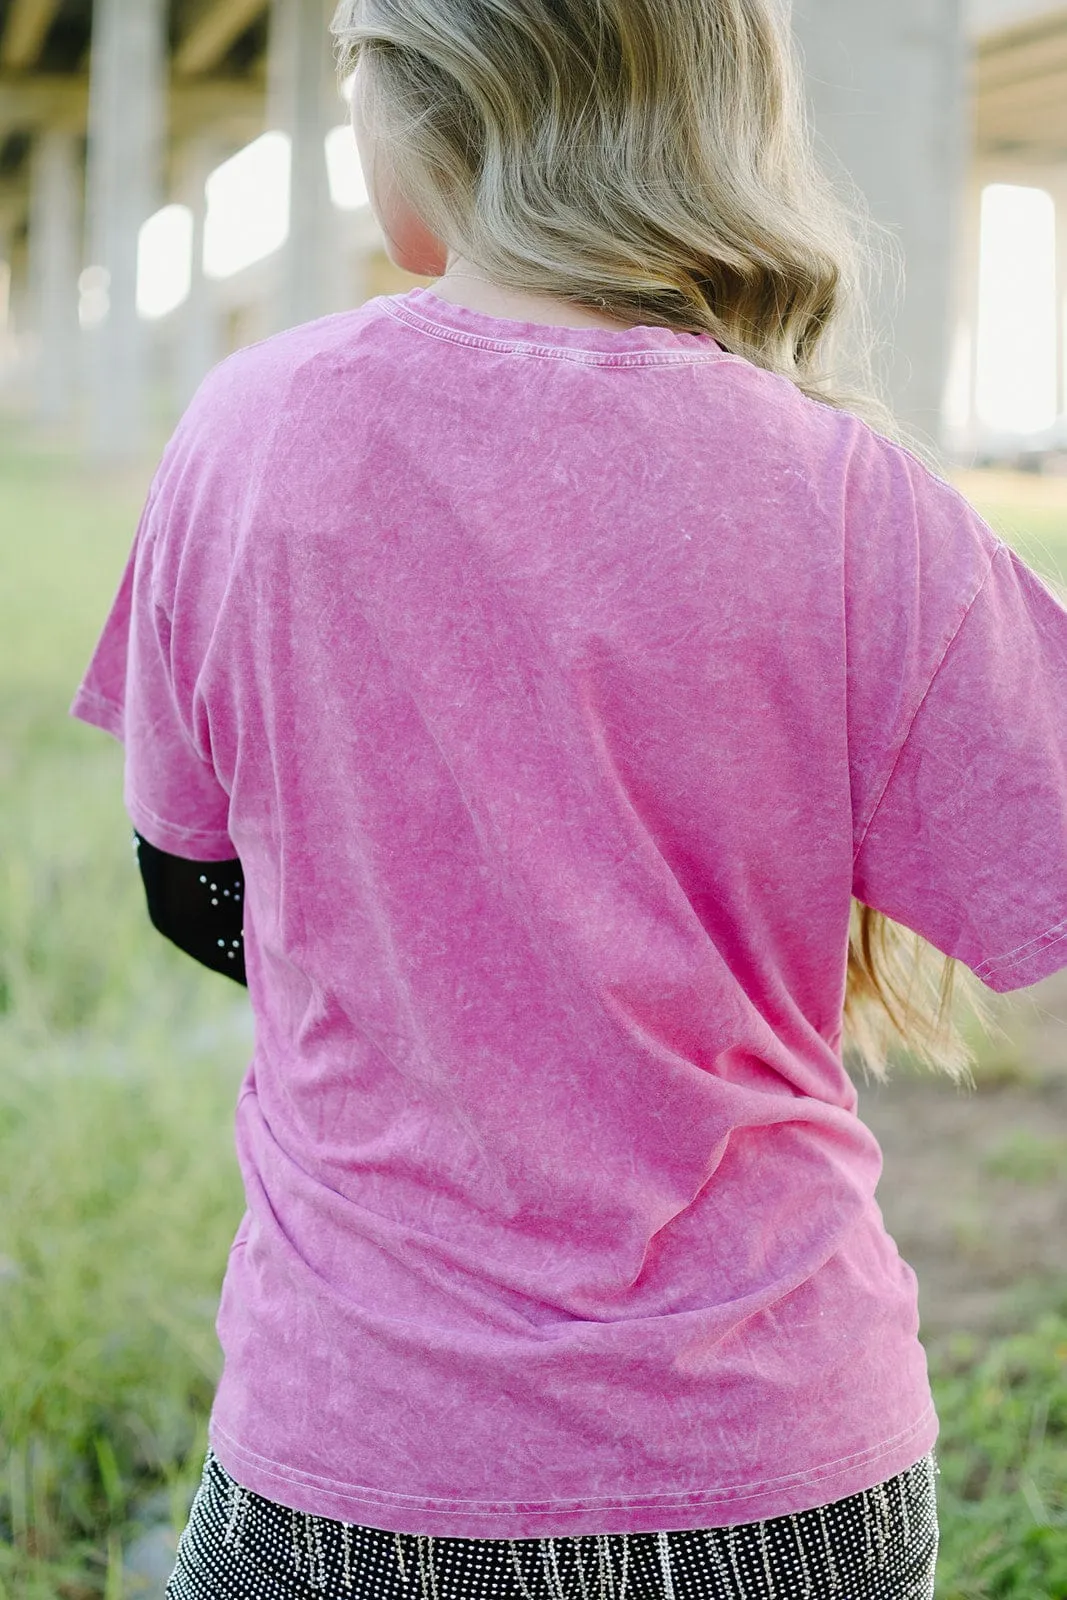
(72, 288, 1067, 1538)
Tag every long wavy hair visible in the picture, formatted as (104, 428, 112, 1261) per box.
(330, 0, 996, 1085)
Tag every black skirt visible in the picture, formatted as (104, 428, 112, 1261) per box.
(166, 1447, 939, 1599)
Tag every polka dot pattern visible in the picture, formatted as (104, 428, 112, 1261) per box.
(166, 1449, 939, 1598)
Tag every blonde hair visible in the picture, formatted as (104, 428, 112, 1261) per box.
(331, 0, 995, 1086)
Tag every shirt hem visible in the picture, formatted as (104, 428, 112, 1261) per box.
(124, 794, 237, 860)
(208, 1404, 939, 1539)
(974, 915, 1067, 992)
(70, 689, 236, 859)
(69, 685, 124, 742)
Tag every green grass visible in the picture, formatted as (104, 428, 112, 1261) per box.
(934, 1318, 1067, 1599)
(1, 428, 1065, 1594)
(0, 428, 248, 1597)
(950, 468, 1067, 595)
(981, 1131, 1067, 1188)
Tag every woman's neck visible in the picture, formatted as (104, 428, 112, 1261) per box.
(429, 256, 641, 332)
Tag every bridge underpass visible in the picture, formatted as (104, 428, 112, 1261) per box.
(0, 0, 1065, 462)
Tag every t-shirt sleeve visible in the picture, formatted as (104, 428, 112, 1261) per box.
(852, 538, 1067, 992)
(69, 459, 237, 863)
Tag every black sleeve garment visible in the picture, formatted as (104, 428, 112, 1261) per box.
(134, 831, 248, 987)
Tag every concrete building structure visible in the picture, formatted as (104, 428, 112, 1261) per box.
(26, 122, 79, 425)
(173, 132, 224, 414)
(267, 0, 349, 334)
(963, 2, 1067, 459)
(792, 0, 971, 452)
(83, 0, 168, 459)
(0, 0, 1064, 462)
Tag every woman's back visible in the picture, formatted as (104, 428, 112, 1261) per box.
(72, 286, 1067, 1538)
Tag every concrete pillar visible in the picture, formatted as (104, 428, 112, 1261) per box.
(947, 164, 986, 460)
(0, 216, 16, 398)
(174, 137, 223, 413)
(84, 0, 168, 461)
(5, 225, 26, 337)
(1053, 173, 1067, 433)
(791, 0, 969, 456)
(27, 127, 82, 428)
(0, 213, 15, 333)
(4, 227, 33, 410)
(268, 0, 345, 332)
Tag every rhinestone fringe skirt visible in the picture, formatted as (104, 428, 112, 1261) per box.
(166, 1448, 939, 1599)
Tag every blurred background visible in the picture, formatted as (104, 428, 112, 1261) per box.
(0, 1, 1066, 1596)
(0, 0, 1066, 462)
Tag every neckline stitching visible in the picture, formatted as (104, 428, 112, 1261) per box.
(382, 296, 732, 368)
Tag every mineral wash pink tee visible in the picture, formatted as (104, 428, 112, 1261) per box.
(72, 288, 1067, 1538)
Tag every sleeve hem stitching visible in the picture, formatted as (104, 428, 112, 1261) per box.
(127, 792, 234, 851)
(72, 687, 121, 716)
(973, 914, 1067, 982)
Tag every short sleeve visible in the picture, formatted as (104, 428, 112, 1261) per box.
(69, 477, 237, 863)
(852, 542, 1067, 991)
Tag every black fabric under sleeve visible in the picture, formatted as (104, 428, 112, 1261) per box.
(134, 831, 248, 987)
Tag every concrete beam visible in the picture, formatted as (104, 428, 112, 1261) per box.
(978, 80, 1067, 148)
(978, 144, 1067, 162)
(175, 0, 269, 77)
(980, 60, 1067, 102)
(977, 8, 1067, 61)
(0, 186, 25, 236)
(974, 13, 1067, 146)
(0, 0, 63, 70)
(977, 32, 1067, 94)
(0, 72, 83, 132)
(978, 89, 1067, 147)
(978, 134, 1067, 160)
(0, 72, 265, 140)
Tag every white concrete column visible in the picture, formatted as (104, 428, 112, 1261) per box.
(1053, 172, 1067, 433)
(27, 127, 82, 428)
(791, 0, 969, 456)
(84, 0, 168, 461)
(0, 217, 11, 335)
(174, 137, 223, 413)
(268, 0, 345, 332)
(3, 230, 33, 411)
(947, 164, 986, 459)
(0, 215, 18, 399)
(3, 224, 24, 338)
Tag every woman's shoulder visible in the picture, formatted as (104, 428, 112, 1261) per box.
(156, 298, 404, 493)
(193, 297, 398, 415)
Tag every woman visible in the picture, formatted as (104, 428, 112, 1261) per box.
(72, 1, 1067, 1594)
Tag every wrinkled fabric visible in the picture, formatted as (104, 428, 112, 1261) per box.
(71, 288, 1067, 1538)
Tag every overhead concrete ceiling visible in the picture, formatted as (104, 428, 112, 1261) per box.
(975, 6, 1067, 158)
(0, 0, 271, 83)
(968, 0, 1064, 36)
(0, 1, 270, 140)
(0, 0, 1065, 234)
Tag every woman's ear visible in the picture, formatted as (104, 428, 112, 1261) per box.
(350, 57, 450, 278)
(378, 205, 450, 278)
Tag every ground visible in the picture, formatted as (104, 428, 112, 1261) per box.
(860, 966, 1067, 1361)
